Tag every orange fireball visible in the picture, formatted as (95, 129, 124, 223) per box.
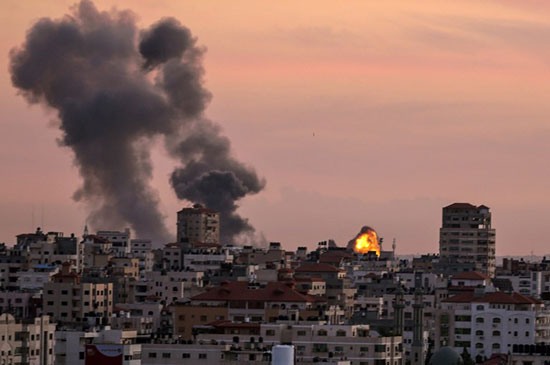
(354, 229, 380, 256)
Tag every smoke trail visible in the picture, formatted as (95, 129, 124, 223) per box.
(10, 1, 264, 244)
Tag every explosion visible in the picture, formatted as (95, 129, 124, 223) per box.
(351, 227, 380, 256)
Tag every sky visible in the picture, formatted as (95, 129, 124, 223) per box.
(1, 1, 549, 254)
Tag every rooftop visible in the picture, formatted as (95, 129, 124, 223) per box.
(443, 291, 541, 305)
(295, 263, 341, 273)
(451, 271, 489, 281)
(191, 281, 326, 303)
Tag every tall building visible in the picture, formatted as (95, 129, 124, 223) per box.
(176, 204, 220, 244)
(439, 203, 496, 277)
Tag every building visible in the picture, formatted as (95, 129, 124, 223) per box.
(434, 290, 550, 362)
(176, 204, 220, 244)
(42, 263, 113, 325)
(0, 313, 56, 365)
(295, 263, 356, 318)
(194, 322, 403, 364)
(439, 203, 496, 277)
(97, 229, 131, 257)
(174, 280, 327, 340)
(55, 328, 141, 365)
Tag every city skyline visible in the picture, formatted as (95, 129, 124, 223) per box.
(1, 1, 550, 254)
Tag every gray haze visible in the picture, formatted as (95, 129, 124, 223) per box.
(9, 0, 264, 244)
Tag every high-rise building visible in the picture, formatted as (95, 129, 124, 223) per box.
(176, 204, 220, 244)
(439, 203, 496, 277)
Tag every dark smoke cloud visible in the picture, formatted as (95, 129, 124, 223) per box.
(168, 121, 265, 243)
(10, 1, 264, 244)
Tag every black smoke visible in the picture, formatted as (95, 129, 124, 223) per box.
(9, 1, 264, 244)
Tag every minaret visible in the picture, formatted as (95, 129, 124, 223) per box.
(83, 224, 89, 238)
(393, 285, 405, 336)
(411, 272, 425, 365)
(392, 238, 397, 271)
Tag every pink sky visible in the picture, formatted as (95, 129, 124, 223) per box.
(1, 1, 550, 254)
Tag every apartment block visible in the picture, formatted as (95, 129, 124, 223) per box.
(439, 203, 496, 277)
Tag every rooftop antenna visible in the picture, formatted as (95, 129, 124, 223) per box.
(41, 203, 44, 232)
(31, 205, 34, 232)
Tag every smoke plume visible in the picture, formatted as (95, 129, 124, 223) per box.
(9, 1, 264, 244)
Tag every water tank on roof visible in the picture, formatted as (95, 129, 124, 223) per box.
(272, 345, 294, 365)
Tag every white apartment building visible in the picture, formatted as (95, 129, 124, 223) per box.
(183, 249, 233, 272)
(97, 229, 131, 257)
(0, 314, 56, 365)
(194, 322, 403, 364)
(115, 302, 164, 333)
(434, 290, 550, 361)
(497, 272, 542, 298)
(134, 270, 186, 304)
(16, 264, 58, 290)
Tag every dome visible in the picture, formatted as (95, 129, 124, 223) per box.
(429, 347, 463, 365)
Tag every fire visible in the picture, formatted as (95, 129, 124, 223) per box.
(354, 229, 380, 256)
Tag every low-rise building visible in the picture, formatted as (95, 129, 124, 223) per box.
(0, 313, 56, 365)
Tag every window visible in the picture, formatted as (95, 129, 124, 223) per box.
(199, 354, 207, 359)
(526, 331, 530, 337)
(266, 330, 275, 336)
(475, 343, 483, 349)
(455, 315, 471, 322)
(178, 315, 185, 320)
(492, 331, 500, 336)
(374, 345, 386, 352)
(336, 330, 346, 337)
(182, 353, 190, 359)
(297, 330, 306, 336)
(317, 330, 327, 336)
(476, 317, 484, 323)
(493, 317, 501, 324)
(492, 343, 500, 350)
(526, 318, 530, 324)
(476, 305, 484, 310)
(148, 353, 157, 358)
(475, 330, 484, 336)
(162, 353, 170, 359)
(200, 315, 207, 322)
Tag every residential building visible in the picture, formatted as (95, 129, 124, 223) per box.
(0, 313, 56, 365)
(439, 203, 496, 277)
(176, 204, 220, 244)
(42, 263, 113, 325)
(97, 229, 131, 257)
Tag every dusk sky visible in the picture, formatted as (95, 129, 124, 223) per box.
(1, 1, 550, 254)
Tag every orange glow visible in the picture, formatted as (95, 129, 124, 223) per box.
(354, 229, 380, 256)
